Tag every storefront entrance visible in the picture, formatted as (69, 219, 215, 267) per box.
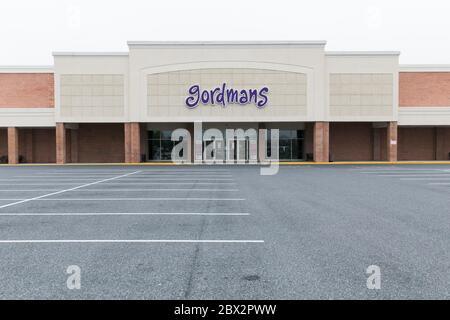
(267, 129, 305, 161)
(147, 130, 180, 161)
(146, 126, 305, 162)
(203, 137, 250, 162)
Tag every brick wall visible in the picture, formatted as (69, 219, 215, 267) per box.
(397, 127, 450, 161)
(313, 122, 329, 162)
(15, 129, 56, 163)
(77, 123, 125, 163)
(32, 129, 56, 163)
(398, 127, 435, 160)
(330, 122, 373, 161)
(0, 73, 54, 108)
(399, 72, 450, 107)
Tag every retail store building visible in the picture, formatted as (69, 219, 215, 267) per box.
(0, 41, 449, 164)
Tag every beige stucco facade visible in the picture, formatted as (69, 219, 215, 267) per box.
(50, 41, 401, 124)
(0, 41, 449, 164)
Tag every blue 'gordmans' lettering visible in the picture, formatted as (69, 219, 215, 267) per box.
(185, 83, 269, 109)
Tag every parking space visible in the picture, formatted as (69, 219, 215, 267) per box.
(0, 166, 267, 299)
(349, 165, 450, 190)
(0, 164, 449, 299)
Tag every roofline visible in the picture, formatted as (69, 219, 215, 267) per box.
(0, 66, 54, 73)
(326, 51, 401, 56)
(400, 64, 450, 72)
(52, 52, 128, 56)
(127, 40, 327, 47)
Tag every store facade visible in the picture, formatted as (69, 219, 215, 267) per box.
(0, 41, 449, 164)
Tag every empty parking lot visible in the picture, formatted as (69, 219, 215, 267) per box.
(0, 164, 449, 299)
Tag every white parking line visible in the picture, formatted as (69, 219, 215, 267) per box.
(359, 171, 448, 174)
(0, 182, 236, 186)
(0, 239, 264, 244)
(127, 175, 235, 178)
(154, 170, 232, 172)
(0, 212, 250, 216)
(375, 174, 450, 177)
(115, 178, 235, 181)
(35, 198, 246, 201)
(23, 172, 137, 175)
(99, 182, 238, 185)
(15, 175, 119, 178)
(0, 171, 141, 210)
(0, 183, 91, 186)
(83, 188, 240, 191)
(351, 168, 448, 172)
(0, 178, 235, 181)
(0, 190, 61, 192)
(400, 178, 450, 181)
(0, 189, 240, 192)
(0, 198, 245, 201)
(0, 179, 103, 181)
(16, 174, 233, 178)
(133, 173, 237, 176)
(29, 170, 231, 175)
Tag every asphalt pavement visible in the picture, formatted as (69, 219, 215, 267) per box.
(0, 164, 449, 299)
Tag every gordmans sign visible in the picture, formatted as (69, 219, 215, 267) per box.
(185, 83, 269, 109)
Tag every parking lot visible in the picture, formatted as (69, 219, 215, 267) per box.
(0, 164, 449, 299)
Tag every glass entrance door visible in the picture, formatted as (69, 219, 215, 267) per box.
(148, 130, 180, 161)
(267, 129, 305, 161)
(202, 136, 250, 162)
(232, 138, 249, 162)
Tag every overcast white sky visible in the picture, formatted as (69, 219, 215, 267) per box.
(0, 0, 449, 65)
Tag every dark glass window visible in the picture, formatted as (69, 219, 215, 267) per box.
(147, 130, 176, 161)
(265, 129, 304, 160)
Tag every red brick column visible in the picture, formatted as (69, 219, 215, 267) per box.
(130, 123, 141, 163)
(124, 123, 141, 163)
(56, 123, 66, 164)
(124, 123, 131, 163)
(7, 127, 19, 164)
(387, 121, 398, 162)
(313, 122, 329, 162)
